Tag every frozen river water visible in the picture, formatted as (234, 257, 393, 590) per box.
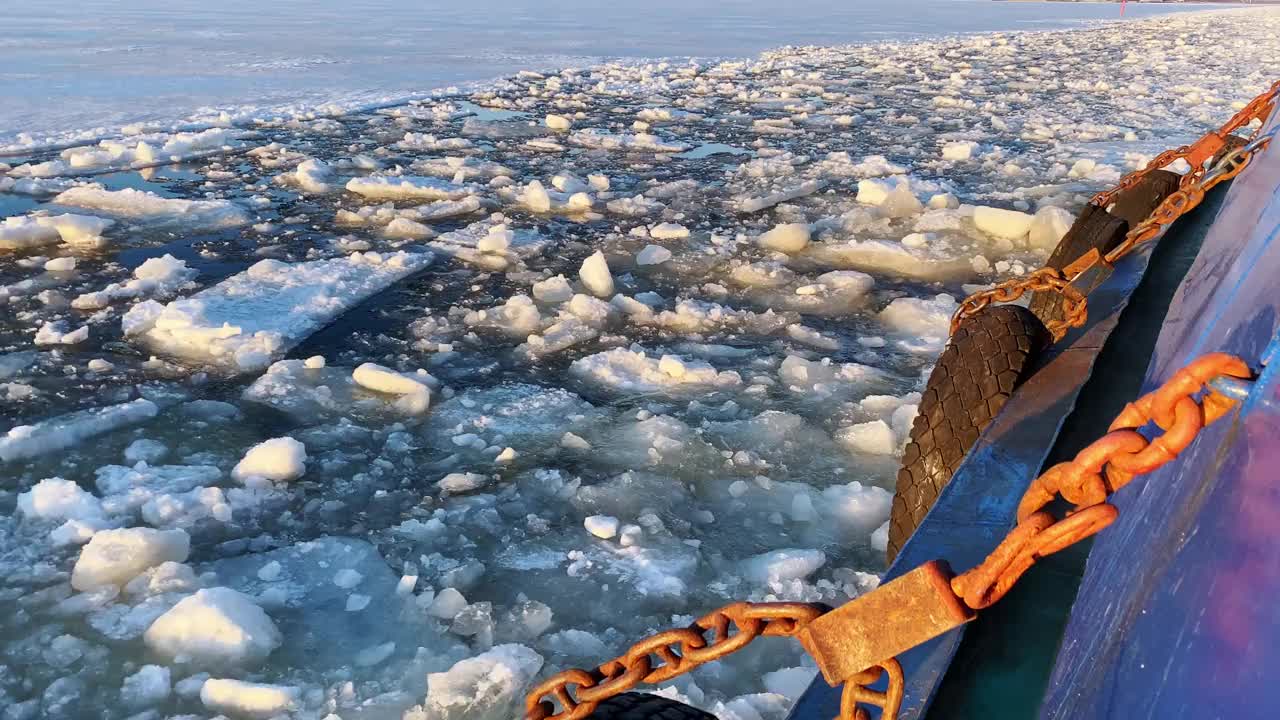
(1, 0, 1234, 146)
(2, 4, 1279, 720)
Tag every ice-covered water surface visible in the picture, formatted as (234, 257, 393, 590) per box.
(2, 8, 1279, 720)
(0, 0, 1233, 150)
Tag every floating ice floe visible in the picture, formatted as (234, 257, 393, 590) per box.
(0, 213, 115, 249)
(568, 128, 690, 153)
(201, 678, 300, 718)
(72, 527, 191, 591)
(430, 219, 548, 270)
(1, 398, 158, 462)
(231, 437, 308, 483)
(413, 156, 514, 181)
(72, 254, 196, 310)
(122, 251, 434, 373)
(879, 293, 959, 354)
(571, 348, 743, 396)
(144, 586, 282, 668)
(345, 175, 478, 201)
(10, 128, 248, 177)
(52, 187, 249, 229)
(277, 157, 334, 193)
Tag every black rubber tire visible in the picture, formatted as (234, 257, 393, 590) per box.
(587, 693, 717, 720)
(1108, 169, 1180, 227)
(887, 306, 1050, 563)
(1028, 170, 1183, 328)
(1027, 203, 1127, 328)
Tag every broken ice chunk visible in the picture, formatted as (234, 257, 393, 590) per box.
(570, 348, 742, 396)
(121, 665, 171, 709)
(973, 205, 1035, 241)
(53, 187, 247, 230)
(1028, 205, 1075, 251)
(413, 644, 543, 720)
(856, 178, 923, 217)
(941, 140, 979, 161)
(231, 437, 307, 483)
(438, 472, 491, 494)
(123, 252, 434, 374)
(72, 528, 191, 591)
(352, 363, 432, 414)
(0, 399, 159, 462)
(650, 222, 690, 240)
(201, 678, 299, 718)
(569, 128, 689, 153)
(836, 420, 897, 455)
(636, 244, 673, 266)
(145, 587, 282, 668)
(578, 251, 615, 298)
(34, 320, 90, 345)
(584, 515, 620, 539)
(430, 587, 469, 620)
(345, 175, 475, 201)
(757, 223, 811, 253)
(532, 275, 574, 303)
(18, 477, 106, 525)
(741, 548, 826, 586)
(879, 293, 958, 355)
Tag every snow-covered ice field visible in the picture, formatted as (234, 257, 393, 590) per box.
(2, 5, 1280, 720)
(0, 0, 1236, 150)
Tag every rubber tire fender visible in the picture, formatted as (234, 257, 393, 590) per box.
(887, 305, 1051, 563)
(1108, 169, 1181, 227)
(586, 693, 717, 720)
(1028, 169, 1182, 328)
(1027, 203, 1128, 328)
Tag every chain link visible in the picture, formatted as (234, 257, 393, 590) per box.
(840, 660, 904, 720)
(525, 602, 828, 720)
(1103, 132, 1274, 266)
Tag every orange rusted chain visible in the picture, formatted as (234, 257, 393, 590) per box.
(1092, 79, 1280, 208)
(952, 88, 1279, 339)
(525, 602, 827, 720)
(524, 353, 1253, 720)
(948, 266, 1086, 339)
(1103, 134, 1273, 266)
(953, 352, 1251, 609)
(840, 660, 904, 720)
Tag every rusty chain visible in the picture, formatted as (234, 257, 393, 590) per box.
(952, 81, 1280, 340)
(527, 353, 1254, 720)
(1103, 126, 1277, 267)
(950, 352, 1251, 609)
(1092, 78, 1279, 208)
(840, 660, 904, 720)
(527, 83, 1278, 720)
(525, 602, 828, 720)
(948, 266, 1087, 340)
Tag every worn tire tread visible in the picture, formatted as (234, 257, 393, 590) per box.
(887, 305, 1050, 562)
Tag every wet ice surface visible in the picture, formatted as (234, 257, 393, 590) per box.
(2, 8, 1279, 720)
